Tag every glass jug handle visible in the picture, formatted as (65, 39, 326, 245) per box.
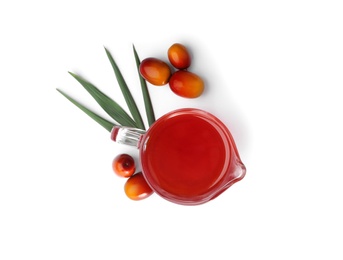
(110, 126, 146, 148)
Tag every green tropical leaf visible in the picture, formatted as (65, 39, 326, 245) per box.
(68, 72, 138, 128)
(133, 44, 156, 126)
(57, 89, 115, 132)
(104, 47, 145, 130)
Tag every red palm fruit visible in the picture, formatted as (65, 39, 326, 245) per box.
(167, 43, 191, 69)
(169, 70, 204, 98)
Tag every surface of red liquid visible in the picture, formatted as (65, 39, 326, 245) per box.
(140, 110, 231, 203)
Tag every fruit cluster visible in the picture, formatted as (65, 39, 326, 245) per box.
(139, 43, 204, 98)
(112, 154, 153, 201)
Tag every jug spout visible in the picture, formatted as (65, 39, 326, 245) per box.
(111, 126, 146, 148)
(211, 158, 246, 201)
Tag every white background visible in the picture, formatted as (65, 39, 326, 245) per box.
(1, 0, 342, 259)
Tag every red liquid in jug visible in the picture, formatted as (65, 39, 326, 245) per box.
(140, 111, 230, 199)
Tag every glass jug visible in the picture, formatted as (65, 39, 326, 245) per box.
(111, 108, 246, 205)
